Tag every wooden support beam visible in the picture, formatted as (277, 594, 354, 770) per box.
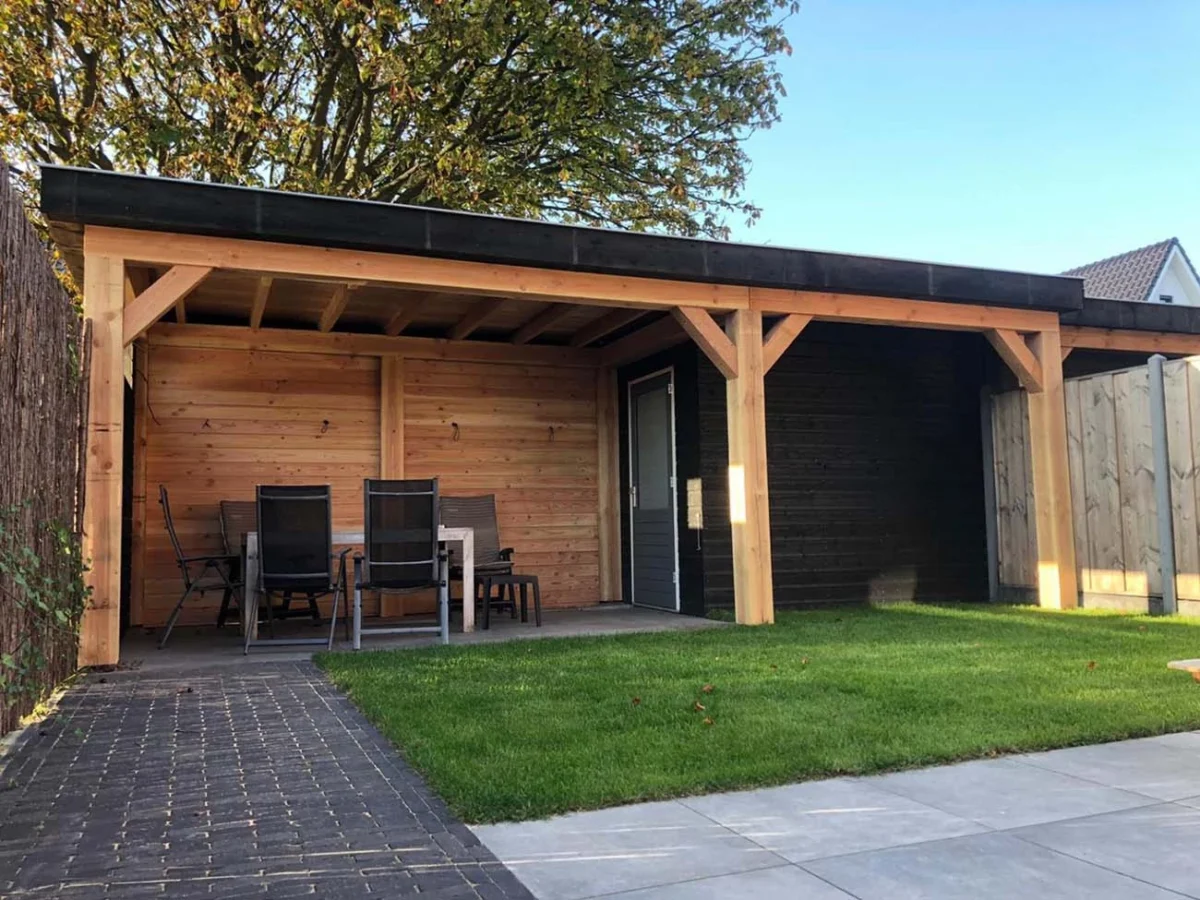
(597, 367, 622, 603)
(512, 303, 574, 344)
(570, 308, 647, 347)
(1026, 329, 1078, 610)
(672, 307, 738, 379)
(751, 288, 1060, 334)
(385, 293, 430, 336)
(88, 225, 749, 311)
(600, 315, 690, 368)
(147, 322, 602, 368)
(249, 276, 273, 329)
(129, 340, 149, 626)
(318, 283, 351, 332)
(379, 354, 405, 617)
(1061, 347, 1074, 362)
(762, 314, 811, 373)
(986, 329, 1044, 392)
(380, 355, 405, 479)
(122, 264, 211, 345)
(80, 253, 125, 666)
(449, 297, 505, 341)
(725, 308, 774, 625)
(1059, 326, 1200, 355)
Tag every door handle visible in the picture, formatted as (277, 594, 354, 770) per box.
(630, 485, 639, 509)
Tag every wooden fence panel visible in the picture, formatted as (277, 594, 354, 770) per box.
(1081, 375, 1124, 593)
(1113, 368, 1157, 597)
(993, 390, 1036, 588)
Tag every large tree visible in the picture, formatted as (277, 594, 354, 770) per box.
(0, 0, 794, 237)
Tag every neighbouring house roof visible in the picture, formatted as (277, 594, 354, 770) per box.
(39, 165, 1082, 314)
(1062, 238, 1188, 303)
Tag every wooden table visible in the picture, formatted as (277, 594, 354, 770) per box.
(242, 526, 476, 637)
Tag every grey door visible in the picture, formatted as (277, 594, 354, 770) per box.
(629, 371, 678, 610)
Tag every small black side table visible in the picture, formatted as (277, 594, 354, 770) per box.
(480, 574, 542, 629)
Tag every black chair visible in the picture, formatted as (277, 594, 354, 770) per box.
(158, 486, 243, 648)
(221, 499, 320, 626)
(244, 485, 349, 653)
(353, 479, 449, 647)
(440, 494, 518, 620)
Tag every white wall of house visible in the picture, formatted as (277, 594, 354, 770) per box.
(1150, 247, 1200, 306)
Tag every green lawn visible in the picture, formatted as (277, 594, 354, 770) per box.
(315, 604, 1200, 823)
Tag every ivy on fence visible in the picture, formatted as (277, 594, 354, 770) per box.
(0, 160, 89, 736)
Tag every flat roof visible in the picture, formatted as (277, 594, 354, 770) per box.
(40, 165, 1084, 314)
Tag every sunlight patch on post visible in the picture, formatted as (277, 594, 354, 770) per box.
(728, 465, 746, 524)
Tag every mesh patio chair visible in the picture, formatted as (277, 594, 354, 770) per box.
(440, 494, 517, 620)
(244, 485, 350, 653)
(158, 486, 243, 648)
(352, 479, 449, 647)
(221, 499, 321, 626)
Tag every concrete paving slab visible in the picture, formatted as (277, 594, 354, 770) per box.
(471, 801, 786, 900)
(868, 757, 1156, 829)
(803, 831, 1184, 900)
(599, 864, 856, 900)
(679, 777, 987, 864)
(1013, 803, 1200, 898)
(1016, 736, 1200, 801)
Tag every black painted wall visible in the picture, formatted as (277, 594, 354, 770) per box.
(697, 322, 991, 610)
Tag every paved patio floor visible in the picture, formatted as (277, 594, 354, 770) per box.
(121, 605, 725, 675)
(474, 731, 1200, 899)
(0, 662, 533, 898)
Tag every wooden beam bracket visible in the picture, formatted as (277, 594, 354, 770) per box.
(762, 314, 812, 373)
(986, 328, 1044, 392)
(672, 306, 738, 379)
(123, 264, 212, 345)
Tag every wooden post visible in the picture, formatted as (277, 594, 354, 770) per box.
(725, 309, 774, 624)
(597, 367, 622, 603)
(79, 253, 125, 666)
(128, 340, 150, 626)
(1026, 329, 1079, 609)
(379, 355, 405, 617)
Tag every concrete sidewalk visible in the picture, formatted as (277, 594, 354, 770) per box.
(474, 732, 1200, 899)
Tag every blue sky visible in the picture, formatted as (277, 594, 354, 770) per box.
(729, 1, 1200, 275)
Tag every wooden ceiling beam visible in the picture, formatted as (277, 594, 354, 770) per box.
(123, 264, 212, 345)
(148, 322, 601, 368)
(512, 303, 575, 345)
(570, 308, 647, 347)
(671, 307, 738, 379)
(1059, 326, 1200, 356)
(762, 314, 812, 373)
(87, 225, 748, 310)
(317, 283, 352, 332)
(600, 316, 689, 368)
(449, 297, 505, 341)
(750, 288, 1060, 333)
(986, 328, 1044, 392)
(249, 276, 273, 330)
(385, 293, 432, 336)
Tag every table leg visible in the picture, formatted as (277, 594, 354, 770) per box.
(461, 533, 475, 633)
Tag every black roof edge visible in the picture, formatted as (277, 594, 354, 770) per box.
(39, 165, 1083, 314)
(1063, 296, 1200, 335)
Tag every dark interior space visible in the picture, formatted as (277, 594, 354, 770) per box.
(698, 322, 992, 610)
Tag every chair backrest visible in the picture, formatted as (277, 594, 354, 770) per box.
(439, 494, 502, 566)
(363, 479, 440, 590)
(256, 485, 333, 592)
(158, 485, 188, 569)
(219, 500, 258, 556)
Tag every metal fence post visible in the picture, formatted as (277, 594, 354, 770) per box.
(1149, 354, 1178, 615)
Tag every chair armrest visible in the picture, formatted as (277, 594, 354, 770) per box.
(499, 548, 515, 560)
(182, 553, 240, 564)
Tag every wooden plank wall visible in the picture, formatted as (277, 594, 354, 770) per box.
(137, 343, 599, 627)
(993, 364, 1160, 602)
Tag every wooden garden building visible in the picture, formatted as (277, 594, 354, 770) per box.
(41, 165, 1200, 667)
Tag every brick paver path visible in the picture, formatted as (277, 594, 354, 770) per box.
(0, 662, 533, 898)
